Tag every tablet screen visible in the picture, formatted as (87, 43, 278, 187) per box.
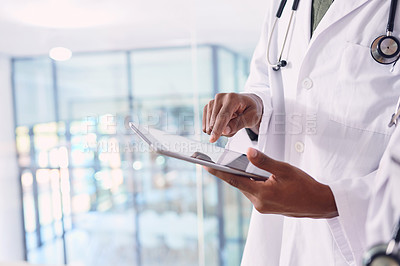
(147, 126, 251, 172)
(130, 123, 269, 179)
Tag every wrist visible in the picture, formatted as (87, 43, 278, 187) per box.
(242, 93, 263, 134)
(315, 183, 339, 219)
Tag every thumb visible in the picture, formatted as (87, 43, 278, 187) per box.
(246, 148, 289, 176)
(223, 116, 245, 135)
(225, 110, 259, 135)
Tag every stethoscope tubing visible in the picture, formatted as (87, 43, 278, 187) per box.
(388, 0, 398, 33)
(266, 0, 299, 70)
(268, 0, 400, 70)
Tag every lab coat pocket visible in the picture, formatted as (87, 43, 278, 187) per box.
(329, 42, 400, 135)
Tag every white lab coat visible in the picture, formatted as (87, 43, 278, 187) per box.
(365, 126, 400, 249)
(227, 0, 400, 265)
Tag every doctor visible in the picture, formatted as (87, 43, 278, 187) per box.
(203, 0, 400, 265)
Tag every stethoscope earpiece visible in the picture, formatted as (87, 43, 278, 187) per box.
(371, 35, 400, 64)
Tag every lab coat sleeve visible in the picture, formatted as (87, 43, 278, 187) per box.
(241, 14, 274, 141)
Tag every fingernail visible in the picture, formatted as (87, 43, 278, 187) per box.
(223, 126, 231, 135)
(249, 148, 258, 158)
(209, 132, 216, 142)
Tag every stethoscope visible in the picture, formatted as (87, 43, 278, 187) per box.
(267, 0, 400, 71)
(363, 218, 400, 266)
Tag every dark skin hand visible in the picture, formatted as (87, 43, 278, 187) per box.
(204, 147, 339, 219)
(202, 93, 263, 143)
(203, 92, 338, 218)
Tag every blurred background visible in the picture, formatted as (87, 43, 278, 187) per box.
(0, 0, 268, 265)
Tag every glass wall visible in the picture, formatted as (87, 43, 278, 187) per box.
(12, 45, 251, 266)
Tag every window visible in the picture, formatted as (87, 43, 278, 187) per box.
(13, 45, 251, 266)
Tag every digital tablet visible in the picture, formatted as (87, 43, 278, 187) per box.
(129, 122, 269, 181)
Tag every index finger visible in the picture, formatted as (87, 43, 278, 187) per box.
(209, 105, 236, 143)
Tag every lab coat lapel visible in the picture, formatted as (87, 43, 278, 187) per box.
(309, 0, 372, 46)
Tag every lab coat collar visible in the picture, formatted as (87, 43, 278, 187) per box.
(309, 0, 372, 45)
